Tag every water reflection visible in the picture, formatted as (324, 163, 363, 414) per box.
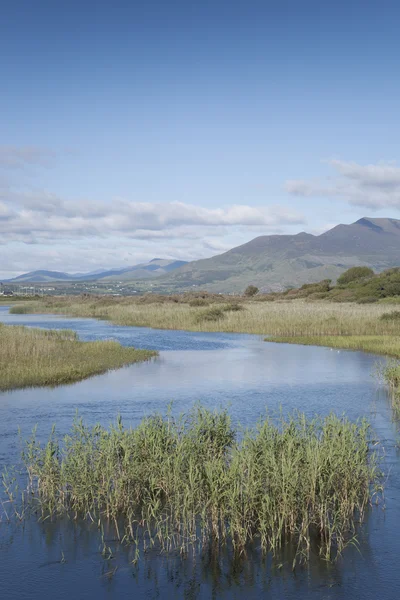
(0, 518, 350, 599)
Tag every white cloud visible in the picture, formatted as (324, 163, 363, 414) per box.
(285, 159, 400, 210)
(0, 145, 307, 276)
(0, 186, 305, 276)
(0, 190, 304, 243)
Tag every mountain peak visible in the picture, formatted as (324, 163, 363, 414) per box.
(355, 218, 384, 232)
(162, 217, 400, 293)
(355, 217, 400, 234)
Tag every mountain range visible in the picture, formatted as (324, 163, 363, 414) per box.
(3, 258, 188, 284)
(158, 217, 400, 293)
(4, 217, 400, 292)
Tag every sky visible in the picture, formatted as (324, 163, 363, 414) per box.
(1, 0, 400, 278)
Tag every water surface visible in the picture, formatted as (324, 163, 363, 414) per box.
(0, 306, 399, 599)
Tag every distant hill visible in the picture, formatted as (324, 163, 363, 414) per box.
(158, 217, 400, 293)
(6, 270, 74, 283)
(4, 259, 188, 283)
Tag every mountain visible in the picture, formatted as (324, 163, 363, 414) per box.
(93, 259, 189, 281)
(4, 259, 188, 283)
(6, 218, 400, 292)
(158, 217, 400, 293)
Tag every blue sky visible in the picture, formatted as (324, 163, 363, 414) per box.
(1, 0, 400, 277)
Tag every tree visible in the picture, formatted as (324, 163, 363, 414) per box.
(244, 285, 259, 297)
(337, 266, 374, 286)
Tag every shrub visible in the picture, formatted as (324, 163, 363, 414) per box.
(357, 297, 379, 304)
(244, 285, 259, 297)
(379, 297, 400, 304)
(307, 292, 330, 300)
(337, 267, 374, 286)
(300, 279, 331, 293)
(254, 294, 277, 302)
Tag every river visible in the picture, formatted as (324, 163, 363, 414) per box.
(0, 306, 399, 599)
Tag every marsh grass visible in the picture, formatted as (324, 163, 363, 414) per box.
(383, 360, 400, 404)
(0, 323, 156, 391)
(5, 407, 382, 565)
(9, 297, 400, 336)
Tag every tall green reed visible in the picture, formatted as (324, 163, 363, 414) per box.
(4, 407, 382, 565)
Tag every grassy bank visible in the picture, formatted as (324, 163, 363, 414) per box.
(6, 407, 381, 563)
(0, 323, 156, 391)
(9, 296, 400, 336)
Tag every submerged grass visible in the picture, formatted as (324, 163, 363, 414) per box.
(0, 323, 156, 391)
(4, 407, 382, 564)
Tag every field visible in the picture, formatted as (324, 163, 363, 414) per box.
(0, 323, 156, 391)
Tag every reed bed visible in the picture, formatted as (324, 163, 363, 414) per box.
(0, 323, 156, 391)
(10, 297, 400, 337)
(6, 407, 381, 564)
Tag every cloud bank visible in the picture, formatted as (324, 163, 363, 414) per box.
(0, 190, 304, 245)
(285, 160, 400, 209)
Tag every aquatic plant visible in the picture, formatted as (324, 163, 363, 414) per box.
(5, 407, 382, 565)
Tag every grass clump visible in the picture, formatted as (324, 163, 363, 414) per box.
(383, 360, 400, 397)
(195, 307, 225, 323)
(8, 407, 381, 564)
(222, 302, 244, 312)
(380, 311, 400, 321)
(9, 305, 32, 314)
(189, 298, 209, 307)
(0, 323, 157, 391)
